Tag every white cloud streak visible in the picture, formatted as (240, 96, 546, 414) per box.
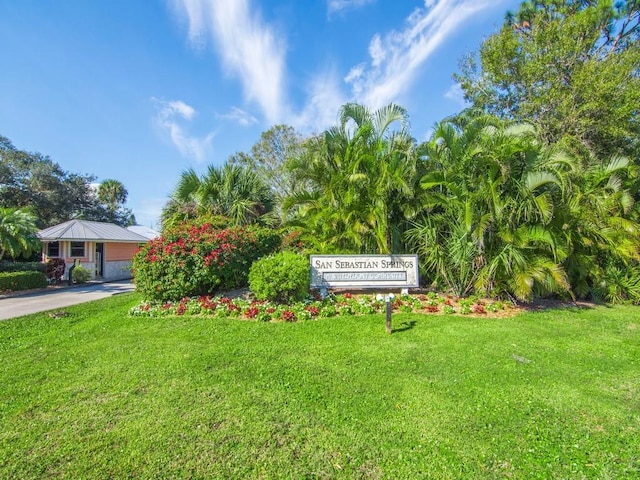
(170, 0, 286, 124)
(152, 98, 215, 162)
(291, 68, 347, 135)
(327, 0, 376, 18)
(217, 107, 259, 126)
(345, 0, 497, 109)
(444, 82, 467, 108)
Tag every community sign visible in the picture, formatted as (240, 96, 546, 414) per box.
(310, 254, 419, 290)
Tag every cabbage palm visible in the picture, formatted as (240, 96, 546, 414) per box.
(98, 179, 128, 212)
(162, 162, 274, 229)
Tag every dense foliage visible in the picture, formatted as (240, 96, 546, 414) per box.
(44, 258, 66, 284)
(0, 261, 45, 273)
(119, 1, 640, 305)
(71, 265, 91, 284)
(0, 271, 47, 292)
(161, 163, 275, 231)
(0, 207, 40, 261)
(285, 103, 417, 254)
(407, 117, 640, 302)
(248, 251, 310, 304)
(132, 223, 281, 302)
(0, 135, 134, 228)
(455, 0, 640, 162)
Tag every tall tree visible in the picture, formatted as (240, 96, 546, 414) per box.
(0, 135, 112, 227)
(96, 179, 135, 226)
(98, 179, 128, 210)
(286, 103, 417, 254)
(0, 207, 40, 261)
(455, 0, 640, 160)
(230, 125, 306, 220)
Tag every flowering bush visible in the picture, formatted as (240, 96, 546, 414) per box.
(132, 223, 280, 301)
(129, 292, 512, 321)
(45, 258, 65, 284)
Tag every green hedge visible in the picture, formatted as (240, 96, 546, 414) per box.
(0, 271, 48, 292)
(0, 261, 46, 273)
(249, 251, 310, 304)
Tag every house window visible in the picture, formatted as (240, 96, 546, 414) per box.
(47, 241, 60, 257)
(70, 241, 85, 257)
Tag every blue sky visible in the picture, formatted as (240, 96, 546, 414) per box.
(0, 0, 519, 228)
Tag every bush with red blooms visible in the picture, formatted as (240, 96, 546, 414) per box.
(132, 223, 280, 302)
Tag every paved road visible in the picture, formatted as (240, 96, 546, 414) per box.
(0, 281, 135, 321)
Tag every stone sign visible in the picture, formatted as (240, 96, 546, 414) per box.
(310, 254, 419, 290)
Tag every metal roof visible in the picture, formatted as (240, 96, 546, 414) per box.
(126, 225, 160, 240)
(37, 220, 151, 243)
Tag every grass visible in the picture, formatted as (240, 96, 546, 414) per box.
(1, 293, 639, 479)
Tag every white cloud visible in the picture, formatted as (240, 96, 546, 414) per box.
(217, 107, 259, 127)
(345, 0, 497, 109)
(152, 97, 215, 162)
(327, 0, 376, 18)
(169, 0, 287, 124)
(444, 82, 467, 108)
(290, 68, 347, 135)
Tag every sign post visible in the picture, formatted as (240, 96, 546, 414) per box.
(310, 255, 419, 334)
(310, 254, 419, 292)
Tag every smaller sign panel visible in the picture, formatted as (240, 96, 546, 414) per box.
(310, 254, 419, 289)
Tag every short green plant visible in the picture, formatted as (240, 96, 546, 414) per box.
(0, 261, 45, 273)
(0, 270, 47, 291)
(72, 265, 91, 284)
(248, 251, 309, 303)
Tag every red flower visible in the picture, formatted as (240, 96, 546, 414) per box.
(281, 310, 296, 322)
(305, 305, 320, 317)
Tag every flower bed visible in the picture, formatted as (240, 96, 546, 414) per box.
(129, 292, 515, 321)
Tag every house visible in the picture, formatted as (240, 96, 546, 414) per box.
(37, 220, 151, 281)
(126, 225, 160, 240)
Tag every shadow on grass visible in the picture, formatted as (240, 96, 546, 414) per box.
(392, 320, 417, 334)
(520, 298, 600, 313)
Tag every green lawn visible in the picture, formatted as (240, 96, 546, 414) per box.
(1, 294, 638, 479)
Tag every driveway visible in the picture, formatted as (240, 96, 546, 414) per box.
(0, 281, 135, 321)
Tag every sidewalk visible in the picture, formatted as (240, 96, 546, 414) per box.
(0, 280, 135, 321)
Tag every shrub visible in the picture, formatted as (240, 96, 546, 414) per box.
(249, 251, 309, 304)
(72, 265, 91, 284)
(593, 263, 640, 305)
(0, 271, 47, 292)
(45, 258, 66, 284)
(0, 261, 46, 273)
(133, 223, 281, 302)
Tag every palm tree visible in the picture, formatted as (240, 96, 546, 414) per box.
(162, 162, 275, 230)
(286, 102, 417, 254)
(98, 179, 128, 212)
(0, 207, 41, 261)
(553, 154, 640, 299)
(407, 116, 572, 300)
